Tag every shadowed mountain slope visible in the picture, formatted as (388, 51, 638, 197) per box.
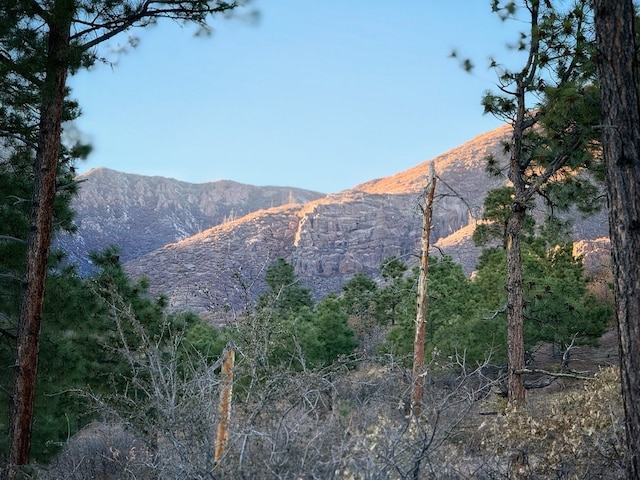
(56, 167, 325, 274)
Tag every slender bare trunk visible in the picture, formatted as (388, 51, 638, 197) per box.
(412, 164, 436, 417)
(594, 1, 640, 476)
(215, 346, 235, 466)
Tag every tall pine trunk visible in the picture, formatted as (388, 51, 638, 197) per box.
(505, 205, 526, 407)
(593, 0, 640, 476)
(6, 3, 72, 472)
(505, 77, 530, 408)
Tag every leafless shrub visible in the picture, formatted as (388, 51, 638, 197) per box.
(41, 290, 501, 479)
(319, 352, 500, 479)
(38, 423, 154, 480)
(212, 345, 498, 480)
(476, 366, 626, 479)
(62, 289, 226, 479)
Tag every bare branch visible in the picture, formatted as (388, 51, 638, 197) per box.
(0, 235, 26, 245)
(0, 272, 24, 283)
(515, 367, 593, 381)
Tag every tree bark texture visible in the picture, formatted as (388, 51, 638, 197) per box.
(505, 205, 526, 407)
(215, 346, 235, 467)
(505, 76, 529, 408)
(411, 164, 436, 418)
(593, 1, 640, 476)
(7, 3, 72, 472)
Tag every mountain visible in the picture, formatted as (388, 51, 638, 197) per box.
(56, 167, 325, 274)
(59, 125, 610, 318)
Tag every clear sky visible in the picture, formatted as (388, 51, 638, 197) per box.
(68, 0, 524, 194)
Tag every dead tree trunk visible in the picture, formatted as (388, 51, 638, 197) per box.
(214, 345, 235, 466)
(412, 163, 436, 417)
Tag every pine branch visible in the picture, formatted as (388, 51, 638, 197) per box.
(76, 1, 240, 51)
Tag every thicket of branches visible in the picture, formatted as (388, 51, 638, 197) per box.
(34, 287, 624, 479)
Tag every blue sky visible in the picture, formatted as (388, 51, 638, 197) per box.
(68, 1, 524, 193)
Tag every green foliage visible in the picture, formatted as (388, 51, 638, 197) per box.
(0, 0, 249, 467)
(0, 247, 209, 462)
(244, 258, 357, 371)
(381, 256, 500, 364)
(375, 256, 415, 326)
(473, 186, 535, 248)
(473, 240, 610, 356)
(375, 242, 609, 367)
(313, 295, 357, 365)
(340, 273, 379, 318)
(0, 148, 79, 328)
(250, 258, 318, 368)
(0, 3, 89, 460)
(478, 0, 604, 270)
(183, 321, 227, 364)
(0, 267, 97, 460)
(473, 248, 509, 309)
(0, 154, 84, 462)
(522, 242, 611, 349)
(471, 1, 607, 380)
(427, 256, 503, 362)
(259, 257, 313, 315)
(0, 153, 31, 322)
(339, 273, 379, 340)
(481, 90, 516, 120)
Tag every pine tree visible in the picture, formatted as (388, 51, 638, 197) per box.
(313, 295, 357, 365)
(478, 0, 601, 406)
(0, 247, 202, 462)
(259, 258, 313, 316)
(593, 1, 640, 475)
(0, 1, 247, 469)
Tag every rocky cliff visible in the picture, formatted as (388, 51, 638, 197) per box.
(56, 167, 325, 274)
(116, 124, 609, 317)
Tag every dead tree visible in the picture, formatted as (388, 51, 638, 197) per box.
(215, 344, 235, 466)
(412, 163, 436, 417)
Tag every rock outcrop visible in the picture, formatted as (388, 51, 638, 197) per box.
(56, 167, 325, 274)
(57, 124, 611, 317)
(119, 124, 609, 316)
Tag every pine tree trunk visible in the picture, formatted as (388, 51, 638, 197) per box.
(593, 1, 640, 476)
(505, 74, 529, 408)
(6, 4, 71, 473)
(505, 205, 526, 407)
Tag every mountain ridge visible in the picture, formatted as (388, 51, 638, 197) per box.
(57, 167, 326, 274)
(59, 124, 609, 318)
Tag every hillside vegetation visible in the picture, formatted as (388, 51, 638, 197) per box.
(2, 244, 622, 478)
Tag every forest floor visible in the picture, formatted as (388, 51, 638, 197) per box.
(526, 327, 619, 390)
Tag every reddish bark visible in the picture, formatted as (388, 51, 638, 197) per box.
(593, 0, 640, 476)
(6, 3, 72, 472)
